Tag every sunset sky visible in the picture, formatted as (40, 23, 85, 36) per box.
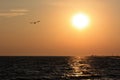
(0, 0, 120, 56)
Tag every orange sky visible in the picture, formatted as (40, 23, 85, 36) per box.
(0, 0, 120, 56)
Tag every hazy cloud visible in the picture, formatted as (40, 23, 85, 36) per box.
(0, 9, 29, 17)
(0, 13, 26, 17)
(10, 9, 29, 12)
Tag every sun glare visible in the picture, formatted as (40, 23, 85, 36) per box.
(71, 13, 90, 29)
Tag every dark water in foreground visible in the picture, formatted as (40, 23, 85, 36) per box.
(0, 56, 120, 80)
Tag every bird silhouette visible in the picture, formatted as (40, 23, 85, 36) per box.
(30, 20, 40, 24)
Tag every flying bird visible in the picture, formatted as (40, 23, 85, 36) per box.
(30, 20, 40, 24)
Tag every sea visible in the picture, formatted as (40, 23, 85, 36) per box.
(0, 56, 120, 80)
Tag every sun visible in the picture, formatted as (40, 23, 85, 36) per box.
(71, 13, 90, 29)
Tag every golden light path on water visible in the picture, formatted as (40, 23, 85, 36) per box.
(64, 56, 101, 79)
(67, 57, 91, 77)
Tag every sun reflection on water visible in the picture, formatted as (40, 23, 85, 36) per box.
(66, 56, 92, 77)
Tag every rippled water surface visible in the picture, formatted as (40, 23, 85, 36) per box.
(0, 56, 120, 80)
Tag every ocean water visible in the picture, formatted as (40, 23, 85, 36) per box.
(0, 56, 120, 80)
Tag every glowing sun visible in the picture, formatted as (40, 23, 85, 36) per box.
(71, 13, 90, 29)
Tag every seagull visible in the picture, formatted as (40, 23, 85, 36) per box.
(30, 20, 40, 24)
